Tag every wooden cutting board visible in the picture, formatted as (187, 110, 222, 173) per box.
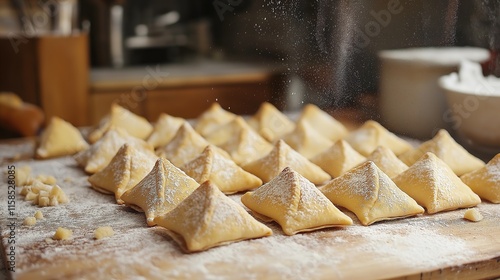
(1, 141, 500, 280)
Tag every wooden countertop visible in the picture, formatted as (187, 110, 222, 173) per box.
(1, 135, 500, 279)
(90, 59, 285, 92)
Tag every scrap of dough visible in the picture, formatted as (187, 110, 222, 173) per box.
(463, 208, 483, 222)
(345, 120, 412, 156)
(194, 102, 237, 137)
(393, 152, 481, 214)
(282, 119, 333, 159)
(365, 146, 408, 178)
(120, 158, 199, 226)
(246, 102, 295, 143)
(53, 227, 73, 240)
(181, 145, 262, 194)
(296, 103, 348, 142)
(88, 143, 157, 204)
(311, 139, 366, 178)
(36, 116, 89, 159)
(242, 167, 352, 235)
(154, 180, 272, 252)
(399, 129, 484, 176)
(319, 161, 424, 225)
(461, 153, 500, 203)
(74, 127, 154, 174)
(23, 217, 36, 226)
(147, 113, 185, 148)
(242, 139, 331, 185)
(94, 226, 115, 239)
(34, 210, 44, 219)
(88, 103, 153, 143)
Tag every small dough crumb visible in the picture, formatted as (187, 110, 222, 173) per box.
(45, 238, 55, 244)
(16, 166, 32, 186)
(94, 226, 114, 240)
(19, 180, 69, 207)
(23, 217, 36, 226)
(34, 210, 44, 220)
(53, 227, 73, 240)
(464, 208, 483, 222)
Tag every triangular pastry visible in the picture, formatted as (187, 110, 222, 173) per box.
(204, 116, 250, 146)
(246, 102, 295, 142)
(88, 144, 157, 204)
(206, 117, 273, 165)
(156, 122, 230, 167)
(74, 127, 154, 174)
(241, 167, 352, 235)
(398, 129, 485, 176)
(366, 146, 408, 178)
(194, 102, 237, 137)
(311, 140, 366, 178)
(242, 140, 331, 185)
(297, 104, 348, 141)
(345, 120, 412, 156)
(319, 161, 424, 225)
(460, 153, 500, 203)
(36, 116, 89, 159)
(180, 145, 262, 194)
(393, 152, 481, 214)
(146, 113, 185, 148)
(282, 119, 333, 159)
(88, 103, 153, 143)
(154, 180, 272, 252)
(120, 158, 199, 226)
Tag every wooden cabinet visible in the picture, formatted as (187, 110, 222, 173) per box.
(0, 34, 89, 126)
(89, 61, 286, 124)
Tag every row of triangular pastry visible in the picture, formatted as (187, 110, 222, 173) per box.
(87, 150, 273, 252)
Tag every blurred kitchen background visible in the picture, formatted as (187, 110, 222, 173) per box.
(0, 0, 499, 136)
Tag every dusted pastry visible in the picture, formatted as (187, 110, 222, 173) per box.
(282, 119, 333, 159)
(154, 181, 272, 252)
(242, 140, 331, 185)
(366, 146, 408, 178)
(398, 129, 485, 176)
(241, 167, 352, 235)
(88, 103, 153, 143)
(74, 127, 154, 174)
(146, 113, 185, 148)
(311, 139, 366, 178)
(36, 116, 88, 159)
(393, 152, 481, 214)
(181, 145, 262, 194)
(207, 117, 273, 165)
(120, 158, 199, 226)
(156, 122, 230, 167)
(88, 144, 157, 204)
(345, 120, 412, 156)
(461, 153, 500, 203)
(319, 161, 424, 225)
(246, 102, 295, 142)
(194, 102, 236, 137)
(296, 103, 348, 142)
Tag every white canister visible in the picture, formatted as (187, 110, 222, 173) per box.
(378, 47, 490, 139)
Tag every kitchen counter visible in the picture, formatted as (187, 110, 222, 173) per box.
(88, 59, 287, 124)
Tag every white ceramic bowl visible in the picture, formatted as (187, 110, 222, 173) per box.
(378, 47, 490, 139)
(440, 72, 500, 149)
